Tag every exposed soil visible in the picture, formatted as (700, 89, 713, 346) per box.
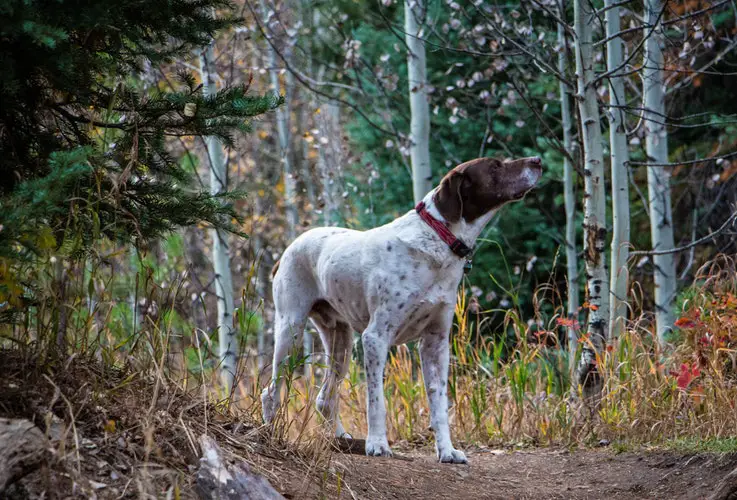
(313, 447, 737, 500)
(1, 350, 736, 499)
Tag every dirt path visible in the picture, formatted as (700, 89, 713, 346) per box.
(273, 447, 737, 499)
(1, 352, 734, 499)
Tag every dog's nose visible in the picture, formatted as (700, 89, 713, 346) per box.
(529, 156, 542, 165)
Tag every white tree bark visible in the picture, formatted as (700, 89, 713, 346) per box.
(644, 0, 676, 342)
(405, 0, 433, 203)
(316, 98, 343, 226)
(573, 0, 609, 398)
(254, 194, 275, 374)
(262, 0, 307, 369)
(200, 43, 237, 392)
(606, 0, 631, 340)
(557, 0, 579, 367)
(298, 0, 317, 213)
(262, 1, 298, 242)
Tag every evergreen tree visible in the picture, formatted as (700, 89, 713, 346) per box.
(0, 0, 283, 262)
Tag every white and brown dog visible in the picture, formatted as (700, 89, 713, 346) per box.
(262, 156, 542, 463)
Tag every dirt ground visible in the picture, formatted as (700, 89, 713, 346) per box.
(2, 351, 736, 500)
(268, 446, 737, 500)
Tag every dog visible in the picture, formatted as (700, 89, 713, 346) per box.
(261, 156, 542, 463)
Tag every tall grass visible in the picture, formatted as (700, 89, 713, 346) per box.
(278, 255, 737, 450)
(3, 242, 737, 465)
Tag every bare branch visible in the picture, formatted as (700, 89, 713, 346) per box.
(630, 150, 737, 167)
(596, 0, 634, 15)
(630, 210, 737, 256)
(244, 0, 403, 140)
(667, 38, 737, 95)
(662, 0, 731, 26)
(594, 4, 667, 83)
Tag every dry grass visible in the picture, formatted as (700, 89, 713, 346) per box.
(273, 255, 737, 453)
(0, 253, 344, 497)
(2, 251, 737, 497)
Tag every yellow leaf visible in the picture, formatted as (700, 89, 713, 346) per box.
(103, 419, 116, 433)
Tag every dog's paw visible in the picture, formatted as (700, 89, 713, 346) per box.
(438, 448, 468, 464)
(365, 438, 393, 457)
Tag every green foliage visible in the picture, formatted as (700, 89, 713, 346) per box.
(314, 1, 575, 319)
(0, 0, 283, 263)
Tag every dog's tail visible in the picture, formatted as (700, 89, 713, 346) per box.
(271, 259, 280, 279)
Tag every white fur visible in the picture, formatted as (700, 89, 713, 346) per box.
(261, 190, 499, 464)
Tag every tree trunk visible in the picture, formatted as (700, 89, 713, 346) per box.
(254, 193, 275, 375)
(605, 0, 631, 340)
(297, 0, 317, 215)
(261, 0, 307, 371)
(262, 0, 298, 242)
(200, 42, 237, 393)
(557, 0, 579, 368)
(644, 0, 676, 342)
(317, 98, 343, 227)
(405, 0, 433, 203)
(573, 0, 609, 400)
(54, 258, 67, 355)
(128, 246, 139, 335)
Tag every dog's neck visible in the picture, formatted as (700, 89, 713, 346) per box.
(420, 189, 497, 251)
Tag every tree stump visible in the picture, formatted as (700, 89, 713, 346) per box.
(195, 435, 284, 500)
(0, 418, 49, 494)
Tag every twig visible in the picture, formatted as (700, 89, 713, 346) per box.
(245, 0, 402, 140)
(42, 375, 84, 475)
(629, 150, 737, 167)
(679, 207, 699, 279)
(630, 210, 737, 256)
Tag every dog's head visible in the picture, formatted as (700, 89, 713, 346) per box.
(433, 156, 542, 223)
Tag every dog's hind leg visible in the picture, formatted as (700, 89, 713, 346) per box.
(261, 269, 313, 425)
(312, 312, 353, 438)
(260, 311, 309, 424)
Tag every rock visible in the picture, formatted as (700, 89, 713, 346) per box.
(195, 435, 283, 500)
(0, 418, 50, 494)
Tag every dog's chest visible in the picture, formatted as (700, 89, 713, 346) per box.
(369, 257, 461, 344)
(390, 288, 453, 344)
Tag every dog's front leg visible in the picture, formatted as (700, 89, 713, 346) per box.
(361, 325, 392, 457)
(420, 328, 468, 464)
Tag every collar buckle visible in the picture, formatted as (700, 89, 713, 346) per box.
(415, 201, 474, 260)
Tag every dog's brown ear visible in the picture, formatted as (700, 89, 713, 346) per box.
(433, 170, 465, 223)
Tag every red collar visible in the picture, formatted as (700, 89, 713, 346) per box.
(415, 201, 473, 258)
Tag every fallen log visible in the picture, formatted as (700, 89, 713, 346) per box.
(0, 418, 49, 494)
(195, 434, 284, 500)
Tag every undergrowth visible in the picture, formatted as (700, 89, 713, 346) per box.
(280, 255, 737, 452)
(2, 244, 737, 496)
